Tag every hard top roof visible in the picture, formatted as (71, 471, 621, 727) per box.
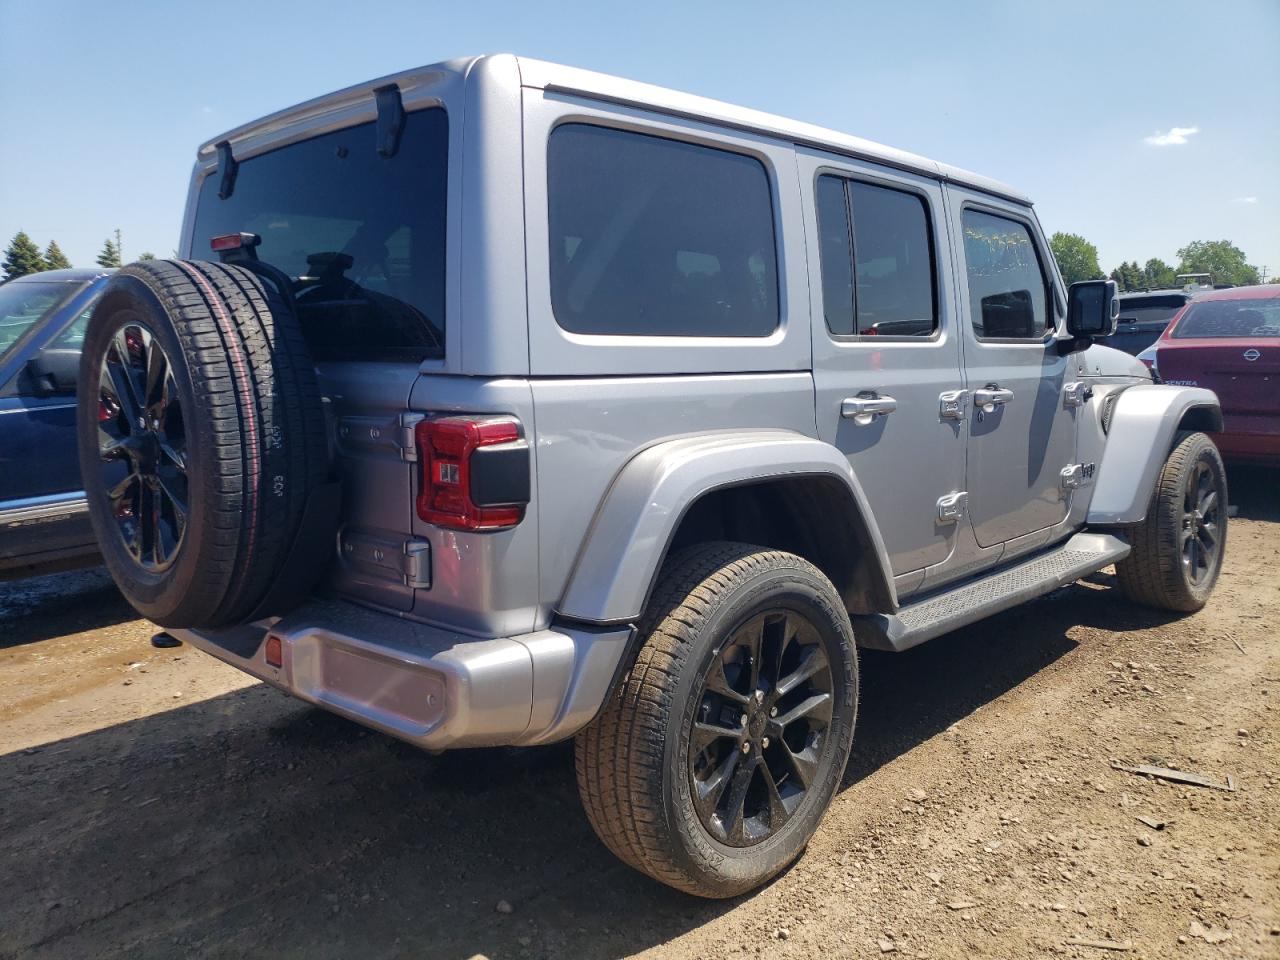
(199, 54, 1031, 206)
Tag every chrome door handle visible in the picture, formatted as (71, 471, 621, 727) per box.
(841, 394, 897, 425)
(973, 386, 1014, 413)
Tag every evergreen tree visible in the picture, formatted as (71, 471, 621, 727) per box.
(137, 251, 157, 261)
(43, 240, 72, 270)
(2, 231, 47, 281)
(96, 238, 122, 268)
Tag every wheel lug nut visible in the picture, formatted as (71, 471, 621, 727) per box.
(762, 737, 770, 749)
(740, 714, 748, 726)
(769, 706, 777, 717)
(741, 741, 750, 754)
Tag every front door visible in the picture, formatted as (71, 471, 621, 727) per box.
(802, 152, 967, 581)
(947, 190, 1077, 547)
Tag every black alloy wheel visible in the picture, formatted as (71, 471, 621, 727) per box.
(688, 608, 834, 847)
(1180, 459, 1221, 585)
(96, 321, 188, 570)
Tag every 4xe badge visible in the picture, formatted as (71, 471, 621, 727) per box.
(1243, 348, 1261, 362)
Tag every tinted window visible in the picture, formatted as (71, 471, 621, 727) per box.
(815, 176, 855, 336)
(849, 181, 936, 336)
(0, 281, 69, 361)
(962, 209, 1049, 339)
(192, 108, 448, 361)
(815, 176, 937, 337)
(1173, 297, 1280, 338)
(548, 124, 778, 337)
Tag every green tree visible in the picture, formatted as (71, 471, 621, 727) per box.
(2, 231, 47, 281)
(1109, 260, 1145, 292)
(137, 251, 157, 261)
(1142, 257, 1177, 289)
(1176, 240, 1261, 286)
(43, 240, 72, 270)
(95, 238, 122, 268)
(1049, 232, 1104, 286)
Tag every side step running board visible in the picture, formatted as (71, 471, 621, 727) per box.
(853, 532, 1130, 652)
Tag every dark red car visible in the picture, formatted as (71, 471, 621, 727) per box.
(1153, 284, 1280, 464)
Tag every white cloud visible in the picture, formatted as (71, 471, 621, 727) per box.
(1232, 196, 1258, 204)
(1144, 125, 1199, 146)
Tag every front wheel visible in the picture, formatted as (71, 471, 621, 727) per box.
(1116, 431, 1227, 612)
(575, 542, 858, 898)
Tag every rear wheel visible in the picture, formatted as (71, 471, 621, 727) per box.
(1116, 431, 1227, 612)
(575, 542, 858, 898)
(77, 259, 330, 629)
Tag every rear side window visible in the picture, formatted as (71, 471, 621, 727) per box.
(547, 124, 778, 337)
(1173, 297, 1280, 338)
(814, 175, 937, 337)
(961, 209, 1050, 340)
(191, 108, 448, 362)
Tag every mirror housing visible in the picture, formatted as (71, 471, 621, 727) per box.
(27, 347, 81, 396)
(1063, 279, 1119, 351)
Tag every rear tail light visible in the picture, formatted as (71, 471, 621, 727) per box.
(414, 416, 530, 531)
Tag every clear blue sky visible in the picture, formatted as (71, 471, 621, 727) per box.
(2, 0, 1277, 277)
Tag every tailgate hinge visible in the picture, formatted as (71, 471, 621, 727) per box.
(397, 412, 426, 462)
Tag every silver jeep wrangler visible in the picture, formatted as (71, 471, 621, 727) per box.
(77, 55, 1226, 898)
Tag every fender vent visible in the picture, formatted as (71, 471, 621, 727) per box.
(1101, 392, 1119, 434)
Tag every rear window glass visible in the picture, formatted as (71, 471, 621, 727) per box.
(1173, 297, 1280, 339)
(191, 108, 448, 362)
(1117, 294, 1188, 325)
(547, 124, 778, 338)
(961, 209, 1050, 340)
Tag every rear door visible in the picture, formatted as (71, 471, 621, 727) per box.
(185, 102, 455, 614)
(947, 189, 1077, 548)
(801, 151, 967, 586)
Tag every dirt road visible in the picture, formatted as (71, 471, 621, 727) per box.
(2, 467, 1277, 960)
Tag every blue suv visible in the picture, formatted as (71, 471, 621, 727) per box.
(0, 268, 114, 579)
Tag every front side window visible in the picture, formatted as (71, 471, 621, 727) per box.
(814, 175, 937, 337)
(1173, 297, 1280, 338)
(547, 124, 778, 337)
(191, 108, 448, 362)
(961, 209, 1050, 340)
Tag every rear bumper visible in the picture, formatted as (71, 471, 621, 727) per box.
(1215, 422, 1280, 465)
(174, 598, 632, 751)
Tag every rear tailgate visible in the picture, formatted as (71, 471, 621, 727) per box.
(1158, 340, 1280, 435)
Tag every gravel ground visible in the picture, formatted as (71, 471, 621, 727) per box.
(1, 467, 1276, 960)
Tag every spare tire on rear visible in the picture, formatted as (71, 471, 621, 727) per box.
(77, 259, 333, 629)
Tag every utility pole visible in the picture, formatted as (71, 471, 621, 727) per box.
(115, 228, 123, 264)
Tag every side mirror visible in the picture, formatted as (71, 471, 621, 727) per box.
(1065, 279, 1119, 341)
(27, 347, 81, 396)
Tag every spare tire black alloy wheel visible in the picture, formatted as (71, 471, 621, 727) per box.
(97, 322, 188, 570)
(690, 609, 833, 847)
(78, 260, 332, 630)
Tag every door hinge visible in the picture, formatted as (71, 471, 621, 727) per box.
(939, 389, 969, 421)
(937, 491, 968, 524)
(397, 412, 426, 462)
(1060, 462, 1096, 494)
(1063, 381, 1091, 408)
